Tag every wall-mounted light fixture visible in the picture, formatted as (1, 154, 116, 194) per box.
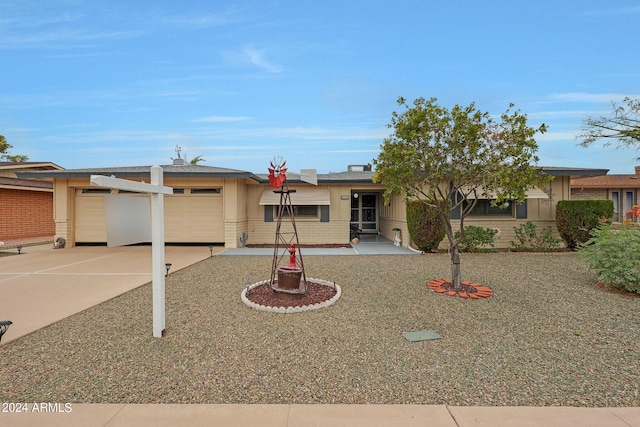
(208, 245, 214, 257)
(353, 193, 359, 199)
(16, 246, 22, 255)
(165, 263, 172, 277)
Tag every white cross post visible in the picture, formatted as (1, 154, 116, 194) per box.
(91, 165, 173, 338)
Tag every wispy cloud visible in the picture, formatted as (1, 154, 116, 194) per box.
(159, 5, 248, 29)
(0, 27, 144, 50)
(548, 92, 638, 103)
(0, 88, 203, 111)
(527, 110, 596, 119)
(536, 131, 582, 142)
(190, 116, 253, 123)
(322, 149, 380, 153)
(242, 47, 283, 73)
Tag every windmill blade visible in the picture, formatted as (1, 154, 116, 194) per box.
(300, 169, 317, 185)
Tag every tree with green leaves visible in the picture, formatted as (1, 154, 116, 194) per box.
(0, 135, 29, 162)
(373, 97, 550, 291)
(579, 97, 640, 158)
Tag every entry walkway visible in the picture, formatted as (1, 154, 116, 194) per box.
(219, 235, 420, 256)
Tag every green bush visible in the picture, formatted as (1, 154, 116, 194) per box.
(406, 199, 446, 252)
(454, 225, 496, 253)
(556, 200, 614, 250)
(579, 224, 640, 294)
(511, 221, 562, 252)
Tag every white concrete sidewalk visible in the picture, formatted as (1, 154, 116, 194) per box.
(1, 404, 639, 427)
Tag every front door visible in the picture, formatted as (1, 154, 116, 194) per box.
(350, 192, 378, 233)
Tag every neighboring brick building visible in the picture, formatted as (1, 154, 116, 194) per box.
(0, 162, 63, 241)
(571, 166, 640, 222)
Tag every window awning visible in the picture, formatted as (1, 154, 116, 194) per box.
(259, 188, 331, 205)
(459, 186, 549, 200)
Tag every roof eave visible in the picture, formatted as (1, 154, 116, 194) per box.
(17, 170, 263, 182)
(542, 167, 609, 177)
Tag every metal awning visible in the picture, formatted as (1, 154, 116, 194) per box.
(259, 188, 331, 205)
(460, 186, 549, 199)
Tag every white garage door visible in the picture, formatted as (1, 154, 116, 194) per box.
(75, 189, 224, 243)
(164, 190, 224, 243)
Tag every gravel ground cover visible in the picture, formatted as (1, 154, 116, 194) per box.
(1, 252, 639, 406)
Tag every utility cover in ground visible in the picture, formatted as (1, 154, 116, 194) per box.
(403, 330, 441, 342)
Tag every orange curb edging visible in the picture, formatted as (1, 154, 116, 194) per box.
(427, 278, 494, 299)
(596, 281, 639, 297)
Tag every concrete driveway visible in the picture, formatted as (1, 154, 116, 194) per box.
(0, 244, 216, 345)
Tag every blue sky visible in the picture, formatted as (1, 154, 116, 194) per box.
(1, 1, 639, 174)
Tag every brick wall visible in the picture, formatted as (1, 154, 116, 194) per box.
(570, 188, 608, 200)
(0, 189, 55, 240)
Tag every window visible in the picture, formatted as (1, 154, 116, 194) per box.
(625, 191, 635, 222)
(612, 191, 620, 222)
(274, 205, 319, 218)
(190, 188, 221, 195)
(80, 188, 111, 194)
(467, 199, 513, 217)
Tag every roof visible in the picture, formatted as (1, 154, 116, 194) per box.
(0, 176, 53, 190)
(17, 165, 263, 182)
(255, 170, 378, 185)
(571, 173, 640, 188)
(0, 161, 64, 172)
(539, 166, 608, 177)
(16, 164, 609, 185)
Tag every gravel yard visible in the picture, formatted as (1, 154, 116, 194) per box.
(1, 252, 639, 406)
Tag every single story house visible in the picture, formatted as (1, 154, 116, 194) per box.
(0, 162, 63, 241)
(18, 161, 607, 250)
(571, 166, 639, 222)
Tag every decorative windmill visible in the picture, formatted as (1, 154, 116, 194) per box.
(268, 157, 317, 298)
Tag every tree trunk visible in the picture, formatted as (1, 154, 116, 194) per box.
(450, 244, 462, 291)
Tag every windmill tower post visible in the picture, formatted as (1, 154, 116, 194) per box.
(267, 158, 317, 300)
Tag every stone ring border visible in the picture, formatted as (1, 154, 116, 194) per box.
(241, 277, 342, 313)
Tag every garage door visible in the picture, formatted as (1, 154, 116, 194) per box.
(164, 190, 224, 243)
(74, 189, 109, 243)
(75, 189, 224, 244)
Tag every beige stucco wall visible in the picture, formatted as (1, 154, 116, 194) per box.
(223, 178, 248, 248)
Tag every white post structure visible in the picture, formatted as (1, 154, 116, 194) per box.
(90, 165, 173, 338)
(150, 166, 166, 338)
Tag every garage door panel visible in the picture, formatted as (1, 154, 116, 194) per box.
(164, 196, 224, 242)
(75, 196, 107, 242)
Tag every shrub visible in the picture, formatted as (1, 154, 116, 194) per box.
(579, 224, 640, 294)
(454, 225, 497, 253)
(556, 200, 614, 250)
(406, 199, 446, 252)
(511, 221, 562, 252)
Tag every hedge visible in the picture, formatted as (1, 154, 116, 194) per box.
(556, 200, 614, 249)
(406, 200, 446, 252)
